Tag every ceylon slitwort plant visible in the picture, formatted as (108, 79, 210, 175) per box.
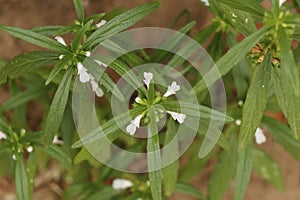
(0, 0, 300, 199)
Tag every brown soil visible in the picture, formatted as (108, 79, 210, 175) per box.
(0, 0, 299, 199)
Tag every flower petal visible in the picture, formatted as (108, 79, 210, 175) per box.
(254, 127, 266, 144)
(132, 114, 143, 128)
(94, 60, 108, 67)
(279, 0, 286, 7)
(54, 36, 67, 46)
(143, 72, 153, 89)
(0, 131, 7, 140)
(164, 81, 180, 97)
(112, 178, 133, 190)
(126, 123, 137, 135)
(96, 20, 107, 28)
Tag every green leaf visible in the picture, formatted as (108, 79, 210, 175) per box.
(277, 26, 300, 139)
(218, 0, 265, 19)
(162, 120, 179, 197)
(53, 24, 80, 36)
(262, 116, 300, 160)
(31, 25, 65, 36)
(0, 25, 70, 53)
(46, 55, 72, 85)
(234, 145, 253, 200)
(208, 135, 238, 200)
(83, 1, 159, 49)
(148, 109, 162, 200)
(175, 183, 206, 200)
(89, 187, 120, 200)
(72, 21, 92, 51)
(26, 153, 36, 199)
(194, 23, 218, 45)
(193, 26, 270, 93)
(0, 51, 59, 85)
(0, 87, 45, 112)
(45, 68, 74, 144)
(238, 54, 271, 151)
(39, 144, 72, 171)
(253, 148, 284, 191)
(73, 0, 85, 22)
(15, 157, 29, 200)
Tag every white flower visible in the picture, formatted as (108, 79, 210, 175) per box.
(27, 146, 33, 153)
(126, 115, 143, 135)
(54, 36, 67, 46)
(85, 51, 91, 57)
(94, 60, 108, 68)
(112, 178, 133, 190)
(59, 55, 64, 60)
(143, 72, 153, 90)
(163, 81, 181, 97)
(235, 119, 241, 126)
(254, 127, 266, 144)
(96, 19, 107, 28)
(279, 0, 286, 7)
(0, 131, 7, 140)
(52, 135, 64, 145)
(200, 0, 209, 6)
(135, 97, 141, 103)
(77, 62, 91, 83)
(90, 78, 104, 97)
(12, 154, 16, 160)
(167, 111, 186, 124)
(238, 100, 244, 107)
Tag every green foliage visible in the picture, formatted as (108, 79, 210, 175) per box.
(0, 0, 299, 199)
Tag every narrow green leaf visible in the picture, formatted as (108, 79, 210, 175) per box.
(15, 157, 29, 200)
(0, 51, 59, 85)
(238, 54, 271, 150)
(218, 0, 265, 19)
(46, 55, 72, 85)
(39, 144, 72, 171)
(148, 109, 162, 200)
(175, 183, 206, 200)
(262, 116, 300, 160)
(31, 25, 65, 36)
(162, 120, 179, 197)
(0, 87, 45, 112)
(73, 0, 85, 22)
(194, 23, 218, 45)
(208, 135, 238, 200)
(193, 26, 270, 93)
(277, 26, 300, 139)
(0, 25, 70, 53)
(72, 21, 92, 51)
(83, 1, 159, 49)
(253, 148, 284, 191)
(234, 145, 253, 200)
(45, 68, 73, 144)
(26, 153, 36, 199)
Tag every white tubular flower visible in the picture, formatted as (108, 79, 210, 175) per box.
(163, 81, 180, 97)
(143, 72, 153, 90)
(77, 62, 91, 83)
(52, 135, 64, 145)
(94, 60, 108, 68)
(126, 115, 143, 135)
(90, 78, 104, 97)
(96, 19, 107, 28)
(112, 178, 133, 190)
(59, 55, 64, 60)
(27, 146, 33, 153)
(200, 0, 209, 6)
(12, 154, 16, 160)
(135, 97, 141, 103)
(85, 51, 91, 57)
(167, 111, 186, 124)
(279, 0, 286, 7)
(254, 127, 266, 145)
(0, 131, 7, 140)
(54, 36, 67, 46)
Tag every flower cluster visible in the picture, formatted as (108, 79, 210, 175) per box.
(54, 36, 107, 97)
(125, 72, 186, 135)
